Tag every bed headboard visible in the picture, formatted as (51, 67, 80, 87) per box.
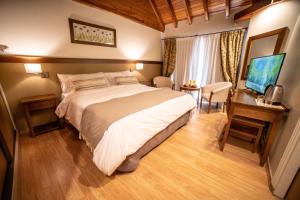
(0, 56, 162, 133)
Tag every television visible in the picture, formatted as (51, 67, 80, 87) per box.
(245, 53, 286, 94)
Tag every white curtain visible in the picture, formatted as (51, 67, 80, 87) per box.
(174, 33, 223, 90)
(174, 37, 196, 90)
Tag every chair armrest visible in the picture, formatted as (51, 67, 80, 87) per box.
(201, 85, 216, 93)
(212, 85, 232, 94)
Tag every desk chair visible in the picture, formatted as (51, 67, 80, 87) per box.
(221, 91, 265, 153)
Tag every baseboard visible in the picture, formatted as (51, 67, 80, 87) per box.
(12, 131, 19, 200)
(267, 157, 273, 179)
(265, 157, 274, 192)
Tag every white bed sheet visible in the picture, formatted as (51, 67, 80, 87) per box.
(56, 84, 196, 175)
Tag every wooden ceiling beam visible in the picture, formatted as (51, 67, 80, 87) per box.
(225, 0, 230, 17)
(149, 0, 165, 31)
(73, 0, 163, 32)
(166, 0, 178, 28)
(234, 0, 272, 21)
(182, 0, 192, 24)
(202, 0, 209, 20)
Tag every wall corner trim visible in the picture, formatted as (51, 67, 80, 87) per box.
(271, 118, 300, 198)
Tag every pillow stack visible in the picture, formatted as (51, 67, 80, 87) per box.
(57, 71, 139, 94)
(72, 77, 108, 91)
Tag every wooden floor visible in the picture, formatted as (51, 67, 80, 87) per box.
(17, 107, 276, 200)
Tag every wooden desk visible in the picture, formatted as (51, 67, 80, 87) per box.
(219, 91, 289, 166)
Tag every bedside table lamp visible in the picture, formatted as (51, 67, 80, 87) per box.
(24, 63, 49, 78)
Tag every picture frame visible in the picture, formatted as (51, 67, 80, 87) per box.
(68, 18, 117, 48)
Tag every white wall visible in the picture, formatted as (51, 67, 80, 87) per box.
(237, 0, 300, 88)
(0, 0, 162, 61)
(163, 8, 249, 38)
(237, 0, 300, 176)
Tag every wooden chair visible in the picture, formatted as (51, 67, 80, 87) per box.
(220, 91, 265, 153)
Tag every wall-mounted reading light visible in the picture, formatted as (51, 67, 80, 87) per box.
(24, 63, 49, 78)
(130, 62, 144, 72)
(0, 44, 8, 53)
(135, 63, 144, 70)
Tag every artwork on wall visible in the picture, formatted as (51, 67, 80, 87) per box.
(68, 18, 117, 47)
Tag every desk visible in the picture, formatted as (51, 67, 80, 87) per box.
(219, 91, 289, 166)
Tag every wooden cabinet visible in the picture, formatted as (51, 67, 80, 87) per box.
(20, 94, 60, 137)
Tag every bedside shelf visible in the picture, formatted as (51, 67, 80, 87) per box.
(33, 121, 61, 134)
(20, 94, 60, 137)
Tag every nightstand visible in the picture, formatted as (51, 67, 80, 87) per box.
(20, 94, 61, 137)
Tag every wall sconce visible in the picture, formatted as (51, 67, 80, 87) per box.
(135, 63, 144, 70)
(0, 44, 8, 53)
(130, 62, 144, 72)
(24, 63, 49, 78)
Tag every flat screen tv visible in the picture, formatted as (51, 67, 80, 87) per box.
(245, 53, 286, 94)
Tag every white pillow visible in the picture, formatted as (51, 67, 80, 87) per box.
(73, 77, 108, 91)
(104, 71, 134, 85)
(57, 72, 106, 93)
(115, 76, 138, 85)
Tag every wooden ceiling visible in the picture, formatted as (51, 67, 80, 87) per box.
(74, 0, 252, 32)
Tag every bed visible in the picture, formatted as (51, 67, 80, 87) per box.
(55, 72, 196, 176)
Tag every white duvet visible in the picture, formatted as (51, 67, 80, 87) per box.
(56, 84, 196, 175)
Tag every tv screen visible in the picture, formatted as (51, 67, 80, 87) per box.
(245, 53, 285, 94)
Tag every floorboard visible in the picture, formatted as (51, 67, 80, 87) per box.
(17, 108, 276, 200)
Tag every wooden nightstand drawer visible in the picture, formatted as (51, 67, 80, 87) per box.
(28, 99, 56, 111)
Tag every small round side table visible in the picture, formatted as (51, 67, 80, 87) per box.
(180, 85, 200, 108)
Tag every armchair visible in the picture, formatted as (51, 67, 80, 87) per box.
(200, 82, 232, 113)
(153, 76, 174, 89)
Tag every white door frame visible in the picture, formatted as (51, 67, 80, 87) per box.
(271, 118, 300, 198)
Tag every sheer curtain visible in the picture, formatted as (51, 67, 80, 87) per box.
(173, 33, 223, 90)
(174, 37, 196, 90)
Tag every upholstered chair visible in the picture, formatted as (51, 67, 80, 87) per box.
(200, 82, 232, 113)
(153, 76, 174, 89)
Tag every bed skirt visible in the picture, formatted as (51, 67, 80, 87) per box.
(116, 110, 191, 173)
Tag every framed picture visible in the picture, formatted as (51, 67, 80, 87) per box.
(68, 18, 117, 47)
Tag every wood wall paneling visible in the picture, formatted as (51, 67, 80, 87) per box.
(0, 56, 162, 132)
(0, 55, 162, 64)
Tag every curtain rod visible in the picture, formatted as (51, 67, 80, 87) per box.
(161, 27, 248, 40)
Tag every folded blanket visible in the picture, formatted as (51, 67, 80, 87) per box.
(80, 88, 185, 150)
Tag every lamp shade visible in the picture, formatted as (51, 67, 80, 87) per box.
(24, 63, 42, 74)
(135, 63, 144, 70)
